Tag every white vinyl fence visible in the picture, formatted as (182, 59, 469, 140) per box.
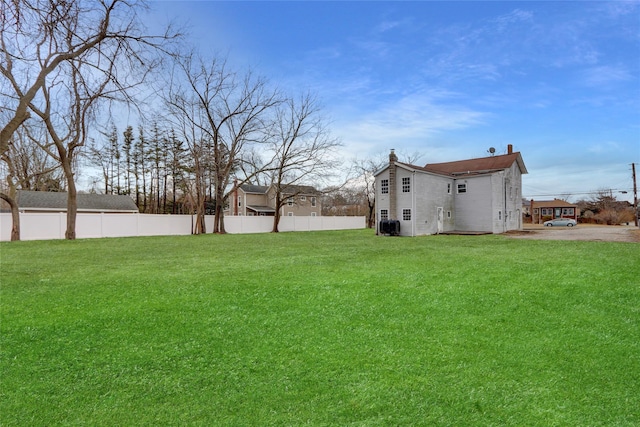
(0, 213, 365, 241)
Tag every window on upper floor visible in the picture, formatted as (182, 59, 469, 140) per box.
(457, 183, 467, 194)
(287, 198, 293, 206)
(311, 197, 316, 207)
(300, 196, 306, 201)
(447, 183, 451, 194)
(381, 179, 389, 194)
(402, 177, 410, 193)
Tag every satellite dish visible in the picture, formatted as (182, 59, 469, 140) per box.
(488, 147, 496, 155)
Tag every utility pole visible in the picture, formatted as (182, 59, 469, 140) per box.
(633, 163, 638, 227)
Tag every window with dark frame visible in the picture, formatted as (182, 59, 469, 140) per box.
(457, 183, 467, 193)
(402, 209, 411, 221)
(381, 179, 389, 194)
(380, 209, 388, 220)
(402, 177, 410, 193)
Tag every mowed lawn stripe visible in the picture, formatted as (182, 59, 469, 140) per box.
(1, 230, 638, 425)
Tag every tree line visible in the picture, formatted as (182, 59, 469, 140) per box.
(1, 0, 341, 240)
(87, 123, 191, 215)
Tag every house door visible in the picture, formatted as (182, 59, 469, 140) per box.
(437, 207, 444, 234)
(555, 208, 561, 218)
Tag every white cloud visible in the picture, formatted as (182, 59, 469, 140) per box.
(581, 65, 632, 87)
(332, 91, 488, 157)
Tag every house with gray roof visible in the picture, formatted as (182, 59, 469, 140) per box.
(228, 183, 321, 217)
(15, 190, 139, 213)
(375, 145, 527, 236)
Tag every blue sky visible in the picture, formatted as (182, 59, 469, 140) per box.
(149, 1, 639, 203)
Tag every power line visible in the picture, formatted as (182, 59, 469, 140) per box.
(524, 188, 632, 198)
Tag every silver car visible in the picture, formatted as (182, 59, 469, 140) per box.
(544, 218, 577, 227)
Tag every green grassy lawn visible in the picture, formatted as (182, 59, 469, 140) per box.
(1, 230, 639, 426)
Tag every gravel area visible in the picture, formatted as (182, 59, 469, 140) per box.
(506, 224, 640, 243)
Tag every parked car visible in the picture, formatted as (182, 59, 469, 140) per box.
(544, 218, 577, 227)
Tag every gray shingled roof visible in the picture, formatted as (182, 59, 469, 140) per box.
(240, 184, 269, 194)
(279, 184, 320, 195)
(17, 190, 139, 212)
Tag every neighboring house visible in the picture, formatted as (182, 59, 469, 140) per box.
(14, 190, 139, 213)
(530, 199, 579, 224)
(374, 145, 528, 236)
(229, 183, 321, 217)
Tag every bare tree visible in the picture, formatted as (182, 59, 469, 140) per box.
(350, 158, 384, 228)
(164, 54, 280, 233)
(1, 0, 174, 156)
(265, 93, 341, 232)
(0, 124, 62, 240)
(1, 0, 179, 239)
(29, 59, 112, 239)
(2, 124, 64, 191)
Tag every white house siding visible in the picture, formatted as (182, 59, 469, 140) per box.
(376, 167, 456, 236)
(486, 164, 523, 233)
(497, 162, 523, 232)
(413, 172, 455, 236)
(376, 168, 390, 217)
(395, 168, 415, 236)
(455, 175, 493, 232)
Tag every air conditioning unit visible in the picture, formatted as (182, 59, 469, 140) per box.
(379, 219, 400, 236)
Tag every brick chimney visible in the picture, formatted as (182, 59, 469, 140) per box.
(389, 149, 398, 220)
(508, 144, 513, 154)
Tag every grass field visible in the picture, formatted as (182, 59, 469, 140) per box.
(1, 230, 639, 426)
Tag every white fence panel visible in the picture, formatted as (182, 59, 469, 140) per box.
(76, 213, 103, 239)
(0, 212, 365, 241)
(224, 216, 273, 234)
(102, 214, 138, 238)
(20, 213, 65, 240)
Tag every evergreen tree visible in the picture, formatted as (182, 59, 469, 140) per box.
(122, 125, 134, 196)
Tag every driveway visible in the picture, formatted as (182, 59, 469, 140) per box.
(506, 224, 640, 243)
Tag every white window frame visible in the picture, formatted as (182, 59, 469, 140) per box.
(311, 197, 316, 207)
(402, 208, 411, 221)
(381, 179, 389, 194)
(457, 183, 467, 194)
(287, 198, 293, 206)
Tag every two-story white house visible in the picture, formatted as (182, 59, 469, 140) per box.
(374, 146, 527, 236)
